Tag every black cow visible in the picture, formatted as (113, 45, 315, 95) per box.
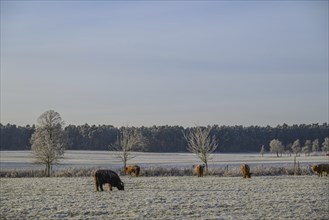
(93, 169, 124, 191)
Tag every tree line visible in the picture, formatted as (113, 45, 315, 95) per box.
(1, 122, 328, 153)
(268, 137, 329, 157)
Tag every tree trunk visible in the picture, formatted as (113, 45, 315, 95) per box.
(205, 162, 208, 176)
(294, 156, 297, 175)
(46, 163, 51, 177)
(123, 160, 127, 175)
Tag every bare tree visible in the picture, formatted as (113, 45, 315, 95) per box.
(30, 110, 70, 177)
(291, 139, 301, 157)
(260, 145, 265, 157)
(269, 139, 284, 157)
(312, 139, 319, 153)
(110, 126, 146, 173)
(183, 125, 218, 175)
(302, 140, 312, 156)
(322, 137, 329, 154)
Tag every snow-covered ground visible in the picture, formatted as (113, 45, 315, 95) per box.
(1, 150, 328, 170)
(1, 176, 328, 219)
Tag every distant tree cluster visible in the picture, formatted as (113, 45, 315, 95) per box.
(0, 124, 35, 150)
(1, 122, 329, 153)
(268, 138, 329, 157)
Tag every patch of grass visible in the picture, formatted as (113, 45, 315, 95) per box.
(142, 167, 193, 177)
(0, 169, 45, 178)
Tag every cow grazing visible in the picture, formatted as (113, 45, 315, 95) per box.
(311, 164, 329, 177)
(241, 164, 252, 178)
(125, 165, 140, 177)
(196, 164, 205, 177)
(93, 169, 124, 191)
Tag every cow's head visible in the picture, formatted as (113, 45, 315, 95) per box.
(117, 181, 124, 190)
(311, 165, 318, 172)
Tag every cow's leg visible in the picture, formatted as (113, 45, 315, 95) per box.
(108, 184, 112, 191)
(100, 184, 104, 191)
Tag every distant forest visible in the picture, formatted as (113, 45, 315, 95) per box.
(1, 123, 328, 153)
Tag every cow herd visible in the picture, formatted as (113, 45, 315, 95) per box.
(93, 163, 329, 192)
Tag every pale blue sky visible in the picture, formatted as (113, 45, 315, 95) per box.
(1, 1, 328, 127)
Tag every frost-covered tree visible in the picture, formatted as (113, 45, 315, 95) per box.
(291, 139, 301, 156)
(322, 137, 329, 154)
(260, 145, 265, 157)
(269, 139, 284, 157)
(110, 126, 146, 172)
(183, 125, 218, 175)
(301, 146, 309, 156)
(30, 110, 70, 177)
(312, 139, 319, 152)
(302, 140, 311, 156)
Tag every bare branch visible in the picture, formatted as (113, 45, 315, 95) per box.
(109, 126, 146, 170)
(183, 125, 218, 174)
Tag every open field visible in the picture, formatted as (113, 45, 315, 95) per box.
(1, 176, 328, 219)
(1, 151, 328, 219)
(1, 150, 328, 170)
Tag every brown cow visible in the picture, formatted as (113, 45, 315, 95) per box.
(311, 164, 329, 177)
(241, 164, 252, 178)
(125, 165, 140, 177)
(195, 164, 205, 177)
(93, 169, 124, 191)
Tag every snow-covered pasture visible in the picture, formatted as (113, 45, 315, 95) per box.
(1, 150, 328, 170)
(1, 176, 328, 219)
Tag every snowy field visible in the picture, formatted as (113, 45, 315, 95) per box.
(1, 150, 328, 170)
(1, 175, 328, 219)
